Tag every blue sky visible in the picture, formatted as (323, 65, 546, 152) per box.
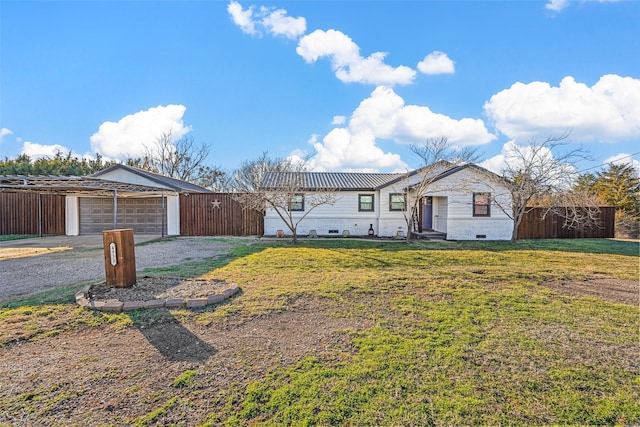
(1, 0, 639, 175)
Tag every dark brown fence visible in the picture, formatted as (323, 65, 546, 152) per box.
(517, 207, 615, 239)
(180, 193, 264, 236)
(0, 192, 66, 235)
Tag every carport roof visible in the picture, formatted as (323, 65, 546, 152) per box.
(0, 175, 177, 196)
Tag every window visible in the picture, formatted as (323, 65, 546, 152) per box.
(389, 193, 405, 211)
(290, 194, 304, 211)
(359, 194, 374, 212)
(473, 193, 491, 217)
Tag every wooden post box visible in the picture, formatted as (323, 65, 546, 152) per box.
(103, 229, 137, 287)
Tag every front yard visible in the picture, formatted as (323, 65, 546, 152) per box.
(0, 238, 638, 425)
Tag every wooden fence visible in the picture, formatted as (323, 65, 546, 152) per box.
(517, 207, 615, 239)
(179, 193, 264, 236)
(0, 192, 66, 235)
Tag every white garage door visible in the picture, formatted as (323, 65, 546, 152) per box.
(79, 198, 167, 235)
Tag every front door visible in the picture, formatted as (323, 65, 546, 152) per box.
(421, 197, 433, 230)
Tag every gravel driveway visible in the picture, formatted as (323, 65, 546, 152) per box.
(0, 236, 238, 301)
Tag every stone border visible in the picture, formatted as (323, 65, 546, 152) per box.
(75, 283, 240, 312)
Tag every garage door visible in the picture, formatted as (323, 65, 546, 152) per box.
(79, 198, 167, 235)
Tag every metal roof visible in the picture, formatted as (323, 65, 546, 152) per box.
(91, 164, 212, 193)
(262, 171, 406, 191)
(261, 162, 504, 192)
(0, 175, 176, 197)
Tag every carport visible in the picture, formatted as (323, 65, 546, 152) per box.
(0, 175, 178, 236)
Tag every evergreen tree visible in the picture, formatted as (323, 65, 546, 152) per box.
(593, 163, 640, 217)
(576, 162, 640, 238)
(0, 151, 116, 176)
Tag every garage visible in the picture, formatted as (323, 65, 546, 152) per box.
(79, 197, 167, 235)
(1, 165, 211, 237)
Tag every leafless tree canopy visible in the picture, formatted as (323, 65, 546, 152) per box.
(231, 153, 337, 243)
(143, 132, 209, 181)
(410, 136, 482, 166)
(231, 152, 292, 196)
(489, 133, 596, 242)
(128, 131, 229, 191)
(398, 137, 480, 242)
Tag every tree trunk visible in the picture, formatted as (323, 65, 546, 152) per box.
(511, 214, 522, 243)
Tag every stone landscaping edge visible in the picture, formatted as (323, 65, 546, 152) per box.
(75, 283, 241, 312)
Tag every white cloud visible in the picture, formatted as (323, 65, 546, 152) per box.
(331, 115, 346, 125)
(604, 153, 640, 175)
(484, 75, 640, 143)
(260, 7, 306, 39)
(479, 151, 507, 175)
(306, 127, 408, 173)
(21, 141, 74, 160)
(89, 104, 192, 160)
(417, 51, 455, 75)
(546, 0, 570, 12)
(304, 86, 494, 172)
(229, 3, 423, 86)
(296, 29, 416, 86)
(228, 1, 306, 39)
(546, 0, 621, 12)
(0, 128, 13, 142)
(351, 86, 494, 146)
(227, 1, 257, 35)
(480, 140, 567, 177)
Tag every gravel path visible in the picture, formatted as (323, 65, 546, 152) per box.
(0, 237, 238, 301)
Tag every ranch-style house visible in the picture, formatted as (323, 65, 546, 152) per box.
(262, 162, 514, 240)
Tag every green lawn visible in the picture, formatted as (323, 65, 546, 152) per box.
(1, 238, 638, 426)
(204, 239, 639, 426)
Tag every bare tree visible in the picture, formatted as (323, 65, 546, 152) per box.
(545, 191, 602, 232)
(232, 153, 337, 243)
(231, 152, 286, 195)
(489, 133, 594, 242)
(396, 137, 480, 242)
(134, 131, 229, 190)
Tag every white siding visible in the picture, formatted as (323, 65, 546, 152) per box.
(264, 166, 513, 240)
(444, 193, 512, 240)
(264, 192, 383, 237)
(378, 185, 410, 237)
(421, 168, 512, 240)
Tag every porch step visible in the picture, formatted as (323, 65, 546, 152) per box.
(411, 231, 447, 240)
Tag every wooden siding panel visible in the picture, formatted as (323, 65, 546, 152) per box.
(0, 193, 65, 235)
(517, 207, 615, 239)
(179, 193, 263, 236)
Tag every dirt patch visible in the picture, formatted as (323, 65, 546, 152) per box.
(88, 276, 231, 301)
(542, 275, 639, 305)
(0, 296, 370, 425)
